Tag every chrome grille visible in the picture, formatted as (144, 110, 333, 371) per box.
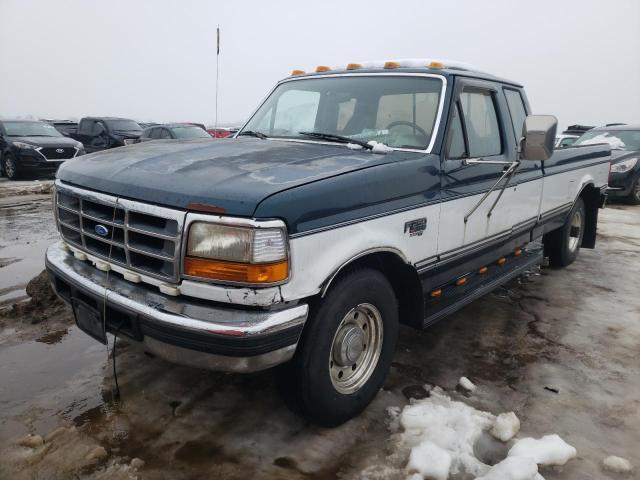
(55, 183, 186, 282)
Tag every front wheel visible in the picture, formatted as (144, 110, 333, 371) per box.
(627, 178, 640, 205)
(545, 197, 585, 267)
(277, 268, 398, 427)
(4, 154, 21, 180)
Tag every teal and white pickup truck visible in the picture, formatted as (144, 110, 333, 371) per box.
(46, 59, 610, 426)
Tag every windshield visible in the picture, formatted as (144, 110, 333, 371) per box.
(171, 126, 211, 139)
(106, 120, 142, 132)
(574, 129, 640, 151)
(242, 75, 444, 150)
(4, 121, 63, 137)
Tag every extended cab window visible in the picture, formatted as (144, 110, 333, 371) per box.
(504, 88, 528, 140)
(460, 90, 502, 157)
(242, 76, 443, 150)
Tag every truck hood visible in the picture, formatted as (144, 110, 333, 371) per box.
(56, 137, 414, 216)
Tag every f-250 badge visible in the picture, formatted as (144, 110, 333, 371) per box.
(404, 218, 427, 237)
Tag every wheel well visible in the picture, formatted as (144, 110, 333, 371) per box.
(321, 252, 424, 329)
(579, 183, 600, 249)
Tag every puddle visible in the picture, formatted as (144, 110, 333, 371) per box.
(0, 326, 106, 444)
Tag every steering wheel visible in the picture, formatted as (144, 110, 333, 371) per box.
(386, 120, 428, 138)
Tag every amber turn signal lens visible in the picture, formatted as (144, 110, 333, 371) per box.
(184, 257, 288, 283)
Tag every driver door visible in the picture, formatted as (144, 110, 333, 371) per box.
(437, 80, 514, 257)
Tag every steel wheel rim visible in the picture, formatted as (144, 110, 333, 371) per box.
(329, 303, 383, 394)
(568, 209, 582, 252)
(5, 158, 15, 178)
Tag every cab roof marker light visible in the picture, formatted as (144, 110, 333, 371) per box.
(430, 289, 442, 298)
(315, 65, 331, 72)
(455, 277, 467, 286)
(428, 61, 445, 69)
(515, 248, 523, 257)
(497, 257, 507, 266)
(346, 63, 362, 70)
(383, 61, 401, 69)
(290, 69, 305, 76)
(478, 266, 488, 274)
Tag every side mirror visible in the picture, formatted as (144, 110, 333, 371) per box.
(520, 115, 558, 161)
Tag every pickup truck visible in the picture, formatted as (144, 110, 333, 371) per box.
(70, 117, 142, 153)
(46, 59, 610, 426)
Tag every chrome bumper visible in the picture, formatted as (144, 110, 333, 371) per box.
(45, 241, 308, 373)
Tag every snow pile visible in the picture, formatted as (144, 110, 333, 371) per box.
(396, 387, 577, 479)
(491, 412, 521, 442)
(458, 376, 477, 392)
(579, 133, 626, 149)
(368, 141, 394, 153)
(407, 441, 452, 480)
(346, 143, 363, 150)
(603, 455, 633, 473)
(508, 434, 577, 466)
(400, 387, 494, 478)
(476, 456, 543, 480)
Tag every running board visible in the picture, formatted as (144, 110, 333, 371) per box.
(422, 249, 542, 328)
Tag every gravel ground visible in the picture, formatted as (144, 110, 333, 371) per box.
(0, 178, 638, 479)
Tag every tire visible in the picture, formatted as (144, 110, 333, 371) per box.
(4, 154, 21, 180)
(545, 197, 585, 267)
(627, 178, 640, 205)
(277, 268, 399, 427)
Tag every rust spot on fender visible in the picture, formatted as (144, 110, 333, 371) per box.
(187, 202, 226, 214)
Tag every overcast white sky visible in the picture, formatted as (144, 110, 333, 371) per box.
(1, 0, 638, 131)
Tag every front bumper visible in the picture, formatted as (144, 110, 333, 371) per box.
(17, 151, 63, 171)
(607, 170, 638, 197)
(45, 241, 308, 372)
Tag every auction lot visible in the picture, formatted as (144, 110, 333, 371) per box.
(0, 178, 638, 479)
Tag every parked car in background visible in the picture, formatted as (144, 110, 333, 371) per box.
(43, 120, 79, 137)
(136, 123, 214, 143)
(0, 119, 84, 180)
(47, 59, 610, 426)
(70, 117, 142, 153)
(207, 126, 240, 138)
(555, 124, 593, 148)
(139, 122, 160, 129)
(574, 125, 640, 204)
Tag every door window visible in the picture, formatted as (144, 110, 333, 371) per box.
(460, 90, 502, 157)
(446, 103, 466, 159)
(149, 128, 161, 139)
(160, 128, 172, 139)
(504, 88, 528, 140)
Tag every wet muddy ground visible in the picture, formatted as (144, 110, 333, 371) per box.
(0, 178, 638, 479)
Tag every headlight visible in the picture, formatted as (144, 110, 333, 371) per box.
(13, 141, 40, 150)
(611, 158, 638, 173)
(184, 222, 289, 284)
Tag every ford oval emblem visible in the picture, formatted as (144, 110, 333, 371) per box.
(94, 224, 109, 237)
(56, 148, 64, 153)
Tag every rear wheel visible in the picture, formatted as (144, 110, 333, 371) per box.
(277, 268, 398, 427)
(627, 178, 640, 205)
(545, 197, 585, 267)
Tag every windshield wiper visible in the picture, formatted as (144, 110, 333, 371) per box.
(299, 131, 373, 150)
(237, 130, 268, 140)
